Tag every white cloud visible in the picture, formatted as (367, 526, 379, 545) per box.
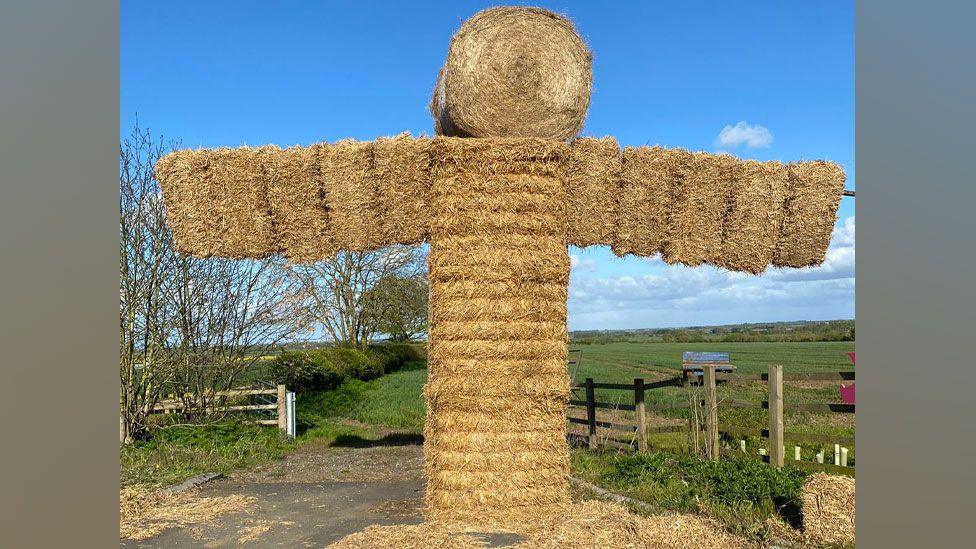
(715, 121, 773, 148)
(567, 217, 855, 329)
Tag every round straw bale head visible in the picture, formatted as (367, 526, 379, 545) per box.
(431, 7, 592, 139)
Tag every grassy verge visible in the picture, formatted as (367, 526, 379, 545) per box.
(571, 448, 810, 542)
(120, 361, 427, 489)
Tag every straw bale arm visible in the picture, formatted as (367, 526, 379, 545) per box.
(567, 140, 846, 274)
(153, 134, 432, 262)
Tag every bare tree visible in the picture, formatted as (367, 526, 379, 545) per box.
(119, 124, 177, 443)
(285, 246, 425, 349)
(119, 124, 304, 441)
(165, 255, 302, 418)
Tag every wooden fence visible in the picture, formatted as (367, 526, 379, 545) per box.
(150, 384, 292, 434)
(568, 366, 855, 475)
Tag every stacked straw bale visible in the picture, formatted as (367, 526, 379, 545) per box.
(424, 137, 572, 528)
(155, 139, 843, 275)
(156, 136, 434, 264)
(603, 146, 843, 273)
(155, 135, 846, 533)
(431, 7, 592, 140)
(801, 473, 856, 545)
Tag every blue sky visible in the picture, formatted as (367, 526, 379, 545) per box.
(122, 1, 854, 331)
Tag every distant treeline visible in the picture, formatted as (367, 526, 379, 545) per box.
(570, 320, 854, 345)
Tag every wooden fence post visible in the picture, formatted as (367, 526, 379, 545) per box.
(703, 365, 719, 460)
(768, 365, 784, 468)
(585, 378, 597, 449)
(635, 378, 648, 452)
(277, 384, 287, 432)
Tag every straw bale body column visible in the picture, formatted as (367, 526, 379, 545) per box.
(424, 138, 571, 527)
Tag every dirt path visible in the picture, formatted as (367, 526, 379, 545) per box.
(121, 439, 425, 548)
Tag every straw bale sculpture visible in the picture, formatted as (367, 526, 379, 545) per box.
(154, 6, 845, 533)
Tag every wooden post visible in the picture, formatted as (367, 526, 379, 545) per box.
(703, 365, 719, 460)
(768, 364, 785, 468)
(635, 378, 648, 452)
(277, 384, 287, 432)
(585, 378, 597, 449)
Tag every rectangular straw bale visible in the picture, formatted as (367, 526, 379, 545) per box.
(774, 161, 846, 267)
(428, 296, 567, 323)
(320, 139, 378, 252)
(426, 449, 567, 472)
(662, 152, 738, 267)
(428, 339, 567, 361)
(266, 144, 337, 262)
(422, 427, 568, 450)
(155, 147, 279, 259)
(801, 473, 855, 545)
(566, 137, 621, 247)
(371, 133, 432, 245)
(426, 357, 569, 378)
(429, 320, 567, 341)
(430, 280, 567, 303)
(431, 136, 568, 177)
(424, 380, 568, 407)
(715, 160, 790, 274)
(613, 146, 689, 257)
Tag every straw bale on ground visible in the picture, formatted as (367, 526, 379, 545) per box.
(431, 7, 592, 140)
(801, 473, 855, 545)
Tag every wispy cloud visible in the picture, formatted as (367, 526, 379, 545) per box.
(570, 254, 597, 272)
(715, 121, 773, 148)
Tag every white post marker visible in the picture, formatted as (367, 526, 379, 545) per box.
(759, 448, 767, 456)
(794, 446, 801, 461)
(816, 451, 825, 464)
(834, 444, 841, 466)
(840, 447, 849, 467)
(286, 391, 296, 438)
(740, 439, 747, 452)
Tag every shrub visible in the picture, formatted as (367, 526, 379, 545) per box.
(326, 347, 384, 380)
(268, 351, 343, 393)
(368, 342, 425, 373)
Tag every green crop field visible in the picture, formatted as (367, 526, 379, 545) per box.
(564, 341, 855, 464)
(569, 341, 854, 380)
